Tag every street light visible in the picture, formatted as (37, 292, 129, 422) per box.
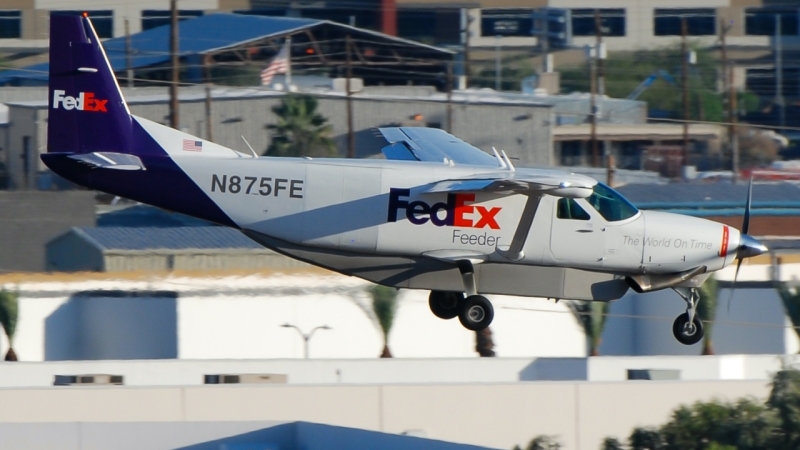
(280, 323, 331, 359)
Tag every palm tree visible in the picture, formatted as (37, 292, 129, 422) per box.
(0, 289, 18, 361)
(567, 300, 610, 356)
(368, 285, 398, 358)
(696, 276, 718, 355)
(265, 94, 337, 157)
(475, 327, 496, 357)
(776, 282, 800, 351)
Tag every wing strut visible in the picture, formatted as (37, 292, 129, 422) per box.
(496, 194, 542, 261)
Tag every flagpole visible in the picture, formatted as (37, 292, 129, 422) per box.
(285, 37, 292, 91)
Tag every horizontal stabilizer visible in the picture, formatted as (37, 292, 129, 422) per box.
(68, 152, 145, 170)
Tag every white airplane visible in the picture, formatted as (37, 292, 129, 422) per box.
(42, 15, 767, 345)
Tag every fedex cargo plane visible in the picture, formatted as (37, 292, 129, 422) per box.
(42, 15, 767, 344)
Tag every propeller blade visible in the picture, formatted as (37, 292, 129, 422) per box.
(742, 176, 753, 236)
(727, 258, 743, 314)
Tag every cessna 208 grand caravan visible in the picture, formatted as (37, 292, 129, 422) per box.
(43, 15, 767, 345)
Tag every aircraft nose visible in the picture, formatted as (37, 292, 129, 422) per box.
(737, 234, 768, 259)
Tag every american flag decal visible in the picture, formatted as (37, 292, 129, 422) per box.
(182, 139, 203, 152)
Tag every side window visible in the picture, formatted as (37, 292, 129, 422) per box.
(557, 198, 590, 220)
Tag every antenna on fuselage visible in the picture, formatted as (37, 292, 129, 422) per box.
(492, 147, 507, 169)
(240, 136, 258, 158)
(500, 150, 515, 172)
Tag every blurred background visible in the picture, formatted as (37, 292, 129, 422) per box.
(2, 1, 800, 449)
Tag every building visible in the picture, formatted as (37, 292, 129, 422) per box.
(0, 191, 95, 272)
(46, 226, 309, 272)
(0, 13, 453, 89)
(1, 86, 563, 189)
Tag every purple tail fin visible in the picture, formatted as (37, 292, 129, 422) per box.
(48, 14, 132, 154)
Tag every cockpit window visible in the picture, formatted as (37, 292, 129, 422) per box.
(586, 183, 639, 222)
(557, 198, 591, 220)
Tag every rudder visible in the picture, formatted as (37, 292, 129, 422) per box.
(48, 14, 132, 154)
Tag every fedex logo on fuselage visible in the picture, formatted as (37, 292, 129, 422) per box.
(387, 188, 501, 229)
(52, 90, 108, 112)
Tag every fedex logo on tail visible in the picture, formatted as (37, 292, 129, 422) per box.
(387, 188, 501, 229)
(52, 90, 108, 112)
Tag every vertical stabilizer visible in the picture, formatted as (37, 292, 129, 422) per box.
(48, 14, 132, 154)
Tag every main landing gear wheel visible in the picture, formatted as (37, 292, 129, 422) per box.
(672, 313, 704, 345)
(429, 291, 464, 320)
(458, 295, 494, 331)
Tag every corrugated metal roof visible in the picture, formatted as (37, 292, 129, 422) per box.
(74, 226, 262, 251)
(0, 13, 451, 85)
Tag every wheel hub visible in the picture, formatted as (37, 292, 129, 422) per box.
(682, 323, 696, 336)
(468, 305, 485, 322)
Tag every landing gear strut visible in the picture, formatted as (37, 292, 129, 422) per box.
(671, 287, 704, 345)
(427, 260, 495, 331)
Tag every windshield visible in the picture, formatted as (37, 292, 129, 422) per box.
(585, 183, 639, 222)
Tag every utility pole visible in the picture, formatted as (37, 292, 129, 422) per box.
(495, 36, 501, 91)
(681, 16, 689, 172)
(730, 64, 739, 183)
(125, 19, 133, 88)
(169, 0, 179, 129)
(593, 10, 612, 185)
(345, 35, 355, 158)
(203, 55, 213, 142)
(720, 19, 737, 182)
(462, 8, 471, 89)
(446, 61, 453, 133)
(589, 9, 599, 168)
(776, 14, 785, 129)
(285, 36, 292, 90)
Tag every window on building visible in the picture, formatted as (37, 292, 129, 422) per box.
(571, 9, 625, 37)
(0, 11, 22, 39)
(745, 8, 798, 36)
(481, 9, 534, 37)
(57, 10, 114, 38)
(653, 9, 716, 36)
(141, 10, 204, 31)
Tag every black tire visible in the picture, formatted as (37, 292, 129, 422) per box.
(428, 291, 464, 320)
(672, 313, 704, 345)
(458, 295, 494, 331)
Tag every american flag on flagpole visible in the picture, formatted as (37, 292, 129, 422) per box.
(260, 41, 290, 86)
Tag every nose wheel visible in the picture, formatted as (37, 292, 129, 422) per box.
(671, 287, 704, 345)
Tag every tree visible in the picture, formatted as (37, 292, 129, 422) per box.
(0, 288, 18, 361)
(566, 301, 610, 356)
(525, 435, 561, 450)
(475, 327, 496, 357)
(629, 427, 665, 450)
(696, 276, 718, 355)
(768, 369, 800, 448)
(600, 437, 624, 450)
(775, 283, 800, 348)
(368, 285, 398, 358)
(265, 94, 337, 157)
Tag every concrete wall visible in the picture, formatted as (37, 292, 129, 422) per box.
(3, 273, 586, 362)
(0, 380, 773, 450)
(0, 355, 790, 388)
(0, 191, 95, 272)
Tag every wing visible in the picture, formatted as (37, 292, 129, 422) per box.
(422, 169, 597, 199)
(378, 127, 498, 166)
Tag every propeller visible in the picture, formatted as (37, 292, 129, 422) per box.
(727, 177, 768, 312)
